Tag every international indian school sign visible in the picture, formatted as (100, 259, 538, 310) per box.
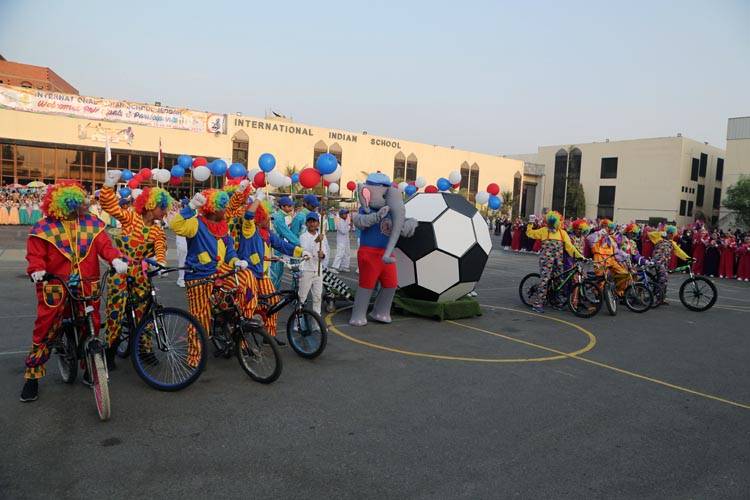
(0, 84, 226, 134)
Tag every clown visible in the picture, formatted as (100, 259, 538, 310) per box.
(525, 211, 583, 313)
(100, 170, 174, 369)
(170, 189, 249, 353)
(20, 181, 128, 402)
(648, 225, 690, 304)
(587, 219, 630, 294)
(569, 218, 591, 259)
(620, 223, 642, 263)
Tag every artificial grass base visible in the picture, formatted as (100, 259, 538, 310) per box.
(393, 291, 482, 321)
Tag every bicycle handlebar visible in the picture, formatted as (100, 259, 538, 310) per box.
(143, 258, 194, 279)
(41, 269, 111, 302)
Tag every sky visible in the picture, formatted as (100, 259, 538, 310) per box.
(1, 0, 748, 154)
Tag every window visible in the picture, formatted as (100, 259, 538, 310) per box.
(681, 187, 685, 193)
(679, 200, 687, 216)
(551, 149, 567, 212)
(597, 186, 616, 219)
(393, 152, 406, 181)
(690, 158, 699, 181)
(696, 184, 705, 206)
(312, 140, 327, 170)
(405, 154, 418, 183)
(469, 162, 480, 200)
(20, 81, 32, 88)
(232, 131, 249, 166)
(713, 188, 721, 209)
(568, 148, 582, 184)
(699, 153, 707, 177)
(687, 200, 693, 217)
(328, 143, 343, 167)
(600, 157, 618, 179)
(716, 158, 724, 181)
(459, 161, 470, 190)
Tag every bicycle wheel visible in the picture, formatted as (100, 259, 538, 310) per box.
(131, 307, 207, 392)
(679, 277, 717, 312)
(236, 323, 282, 384)
(287, 309, 327, 359)
(519, 273, 541, 307)
(56, 325, 78, 384)
(604, 283, 618, 316)
(89, 349, 110, 421)
(568, 281, 602, 318)
(624, 283, 653, 313)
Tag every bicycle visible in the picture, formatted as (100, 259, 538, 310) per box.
(618, 260, 654, 313)
(636, 260, 665, 308)
(519, 259, 602, 318)
(114, 259, 208, 391)
(256, 260, 328, 359)
(191, 268, 282, 383)
(672, 260, 717, 311)
(588, 254, 620, 316)
(48, 270, 112, 421)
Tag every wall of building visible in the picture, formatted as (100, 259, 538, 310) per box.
(720, 117, 750, 228)
(0, 60, 78, 94)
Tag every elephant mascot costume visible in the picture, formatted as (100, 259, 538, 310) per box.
(350, 172, 418, 326)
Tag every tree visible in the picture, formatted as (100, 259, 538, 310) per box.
(564, 182, 586, 219)
(501, 189, 513, 217)
(724, 175, 750, 227)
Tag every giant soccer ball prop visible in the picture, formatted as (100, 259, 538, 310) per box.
(395, 193, 492, 302)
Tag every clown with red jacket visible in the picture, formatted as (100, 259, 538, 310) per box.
(20, 181, 128, 403)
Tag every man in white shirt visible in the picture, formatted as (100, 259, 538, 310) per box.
(298, 212, 329, 315)
(331, 208, 352, 273)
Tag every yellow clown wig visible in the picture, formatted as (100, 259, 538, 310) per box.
(545, 210, 563, 229)
(199, 189, 230, 214)
(41, 181, 86, 220)
(134, 187, 174, 216)
(222, 184, 242, 197)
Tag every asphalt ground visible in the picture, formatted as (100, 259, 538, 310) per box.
(0, 226, 749, 499)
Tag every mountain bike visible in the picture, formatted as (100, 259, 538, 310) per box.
(49, 270, 112, 421)
(115, 259, 207, 391)
(589, 254, 619, 316)
(519, 259, 601, 318)
(618, 260, 653, 313)
(192, 268, 282, 383)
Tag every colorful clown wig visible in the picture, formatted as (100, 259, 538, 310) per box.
(572, 218, 591, 234)
(41, 180, 86, 220)
(599, 218, 612, 228)
(624, 223, 641, 235)
(134, 187, 174, 216)
(545, 210, 563, 229)
(665, 225, 678, 235)
(199, 189, 230, 214)
(253, 199, 274, 241)
(222, 184, 241, 197)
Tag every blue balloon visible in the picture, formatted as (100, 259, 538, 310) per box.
(211, 159, 227, 176)
(404, 185, 417, 196)
(315, 153, 337, 175)
(258, 153, 276, 172)
(118, 187, 131, 198)
(291, 173, 300, 184)
(171, 165, 185, 178)
(228, 163, 247, 178)
(178, 155, 193, 169)
(121, 169, 134, 181)
(488, 194, 502, 210)
(436, 177, 451, 191)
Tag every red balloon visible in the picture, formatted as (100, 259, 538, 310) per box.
(253, 171, 266, 188)
(127, 179, 140, 189)
(323, 180, 330, 188)
(226, 177, 241, 185)
(169, 176, 182, 186)
(425, 185, 438, 193)
(139, 168, 152, 180)
(346, 181, 356, 191)
(299, 168, 321, 189)
(487, 183, 500, 196)
(452, 183, 460, 189)
(192, 157, 207, 167)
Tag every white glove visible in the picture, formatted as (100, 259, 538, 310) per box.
(302, 251, 313, 260)
(239, 179, 251, 191)
(189, 193, 207, 210)
(377, 205, 390, 220)
(234, 260, 248, 270)
(255, 189, 266, 201)
(30, 270, 46, 283)
(104, 170, 122, 188)
(112, 258, 129, 274)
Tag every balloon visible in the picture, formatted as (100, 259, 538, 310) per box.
(253, 171, 266, 188)
(282, 176, 292, 187)
(299, 168, 321, 188)
(247, 168, 260, 180)
(452, 183, 460, 189)
(132, 188, 143, 199)
(169, 176, 182, 186)
(291, 173, 300, 184)
(177, 155, 193, 169)
(488, 194, 502, 210)
(121, 169, 134, 181)
(315, 153, 337, 175)
(323, 180, 330, 188)
(226, 177, 242, 185)
(228, 163, 247, 179)
(192, 157, 207, 168)
(138, 168, 152, 180)
(267, 170, 285, 188)
(346, 181, 356, 191)
(127, 179, 139, 189)
(436, 178, 451, 191)
(448, 170, 462, 184)
(425, 185, 438, 193)
(328, 182, 340, 194)
(415, 176, 427, 188)
(156, 168, 172, 184)
(171, 165, 185, 178)
(118, 187, 131, 198)
(487, 183, 500, 196)
(258, 153, 276, 172)
(405, 185, 417, 196)
(323, 164, 342, 182)
(398, 181, 408, 192)
(211, 159, 227, 176)
(192, 165, 211, 182)
(475, 191, 490, 205)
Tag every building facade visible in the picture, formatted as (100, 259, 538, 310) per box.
(720, 117, 750, 229)
(517, 137, 726, 226)
(0, 55, 78, 94)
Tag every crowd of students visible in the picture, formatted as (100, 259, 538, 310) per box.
(0, 187, 44, 225)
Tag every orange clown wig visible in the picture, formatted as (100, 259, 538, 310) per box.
(199, 189, 230, 214)
(133, 187, 174, 216)
(624, 223, 641, 235)
(572, 218, 591, 234)
(41, 181, 87, 220)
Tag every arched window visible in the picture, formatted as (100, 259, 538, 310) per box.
(393, 152, 406, 181)
(459, 162, 470, 190)
(469, 162, 480, 200)
(405, 154, 418, 182)
(231, 130, 249, 166)
(328, 143, 343, 166)
(313, 140, 328, 168)
(552, 149, 568, 212)
(512, 171, 522, 218)
(20, 81, 32, 88)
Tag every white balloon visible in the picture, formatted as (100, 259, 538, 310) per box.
(283, 176, 292, 187)
(132, 188, 143, 199)
(328, 182, 339, 194)
(475, 191, 490, 205)
(247, 168, 260, 180)
(448, 170, 462, 184)
(398, 181, 408, 192)
(415, 176, 427, 188)
(192, 166, 211, 182)
(155, 169, 171, 184)
(268, 170, 286, 188)
(323, 164, 342, 182)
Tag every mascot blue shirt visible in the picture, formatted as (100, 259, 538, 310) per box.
(358, 207, 391, 249)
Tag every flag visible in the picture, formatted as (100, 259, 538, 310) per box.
(104, 135, 112, 170)
(158, 137, 163, 168)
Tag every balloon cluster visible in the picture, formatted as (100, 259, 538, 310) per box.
(293, 152, 342, 192)
(475, 182, 503, 210)
(119, 167, 154, 189)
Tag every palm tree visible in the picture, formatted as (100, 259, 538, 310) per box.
(501, 189, 513, 217)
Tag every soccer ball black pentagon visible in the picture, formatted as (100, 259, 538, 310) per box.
(395, 192, 492, 302)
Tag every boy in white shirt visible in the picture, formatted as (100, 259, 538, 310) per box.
(331, 208, 352, 273)
(298, 212, 329, 314)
